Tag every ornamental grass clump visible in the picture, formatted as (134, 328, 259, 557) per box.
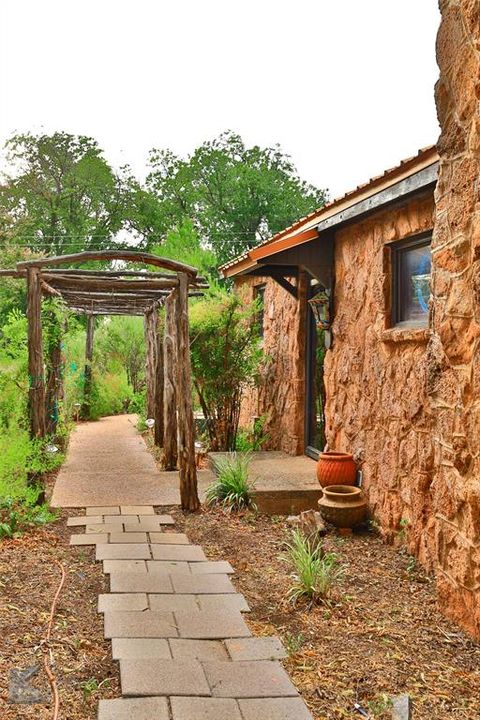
(206, 452, 256, 511)
(282, 529, 343, 604)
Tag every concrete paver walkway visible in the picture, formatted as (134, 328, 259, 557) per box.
(59, 416, 313, 718)
(68, 507, 313, 719)
(53, 416, 318, 513)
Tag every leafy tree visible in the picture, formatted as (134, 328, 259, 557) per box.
(146, 131, 327, 264)
(0, 132, 125, 255)
(152, 219, 218, 282)
(189, 292, 262, 450)
(95, 316, 146, 395)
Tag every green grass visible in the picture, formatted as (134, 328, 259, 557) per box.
(282, 529, 343, 603)
(206, 452, 256, 511)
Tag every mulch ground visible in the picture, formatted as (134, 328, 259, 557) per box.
(0, 503, 119, 719)
(172, 506, 480, 720)
(2, 496, 479, 720)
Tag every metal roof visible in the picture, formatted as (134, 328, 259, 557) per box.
(220, 145, 438, 277)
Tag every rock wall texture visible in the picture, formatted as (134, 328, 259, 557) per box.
(236, 274, 306, 455)
(429, 0, 480, 638)
(323, 196, 436, 569)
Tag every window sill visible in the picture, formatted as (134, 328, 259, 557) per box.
(380, 326, 431, 344)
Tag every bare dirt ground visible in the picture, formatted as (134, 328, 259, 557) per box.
(0, 500, 119, 720)
(173, 506, 480, 720)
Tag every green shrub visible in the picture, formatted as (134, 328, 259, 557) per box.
(0, 496, 58, 538)
(235, 415, 269, 452)
(282, 530, 343, 603)
(88, 371, 134, 420)
(189, 293, 262, 451)
(206, 452, 256, 511)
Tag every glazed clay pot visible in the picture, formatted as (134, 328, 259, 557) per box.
(316, 451, 357, 487)
(318, 485, 367, 528)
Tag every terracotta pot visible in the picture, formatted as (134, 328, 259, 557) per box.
(316, 451, 357, 487)
(318, 484, 368, 528)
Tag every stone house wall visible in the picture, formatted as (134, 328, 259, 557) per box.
(235, 274, 306, 455)
(233, 0, 480, 639)
(324, 195, 436, 569)
(429, 0, 480, 638)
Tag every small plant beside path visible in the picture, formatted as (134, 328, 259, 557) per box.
(282, 529, 343, 604)
(206, 451, 257, 511)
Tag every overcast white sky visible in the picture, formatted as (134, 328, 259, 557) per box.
(1, 0, 440, 199)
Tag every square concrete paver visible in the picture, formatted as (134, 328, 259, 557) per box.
(110, 572, 174, 593)
(198, 594, 250, 613)
(85, 523, 115, 534)
(124, 521, 162, 532)
(172, 574, 236, 595)
(97, 593, 148, 612)
(154, 514, 175, 525)
(67, 515, 102, 526)
(170, 697, 242, 720)
(103, 515, 138, 524)
(108, 532, 148, 543)
(169, 638, 229, 661)
(98, 696, 169, 720)
(147, 560, 191, 575)
(175, 610, 251, 639)
(69, 533, 105, 545)
(103, 560, 147, 574)
(149, 594, 199, 613)
(111, 637, 171, 660)
(225, 637, 286, 661)
(149, 532, 189, 544)
(120, 658, 210, 696)
(96, 543, 151, 560)
(120, 505, 154, 515)
(104, 610, 177, 638)
(203, 660, 298, 698)
(238, 698, 313, 720)
(152, 545, 207, 562)
(190, 561, 235, 575)
(86, 506, 119, 515)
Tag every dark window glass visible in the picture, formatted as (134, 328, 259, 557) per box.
(393, 236, 431, 327)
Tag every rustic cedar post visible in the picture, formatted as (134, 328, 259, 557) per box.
(153, 308, 165, 447)
(176, 272, 199, 510)
(26, 267, 46, 439)
(144, 308, 157, 420)
(45, 323, 64, 436)
(81, 314, 95, 419)
(163, 290, 178, 469)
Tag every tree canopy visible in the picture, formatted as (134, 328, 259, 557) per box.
(0, 129, 327, 271)
(0, 132, 125, 256)
(145, 131, 327, 264)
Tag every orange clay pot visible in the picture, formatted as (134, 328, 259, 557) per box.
(316, 451, 357, 488)
(318, 485, 368, 528)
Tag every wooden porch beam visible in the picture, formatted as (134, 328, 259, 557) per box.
(17, 249, 199, 276)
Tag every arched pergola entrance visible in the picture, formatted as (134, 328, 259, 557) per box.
(1, 250, 207, 511)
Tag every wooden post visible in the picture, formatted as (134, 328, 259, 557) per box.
(144, 309, 157, 420)
(163, 291, 178, 469)
(176, 273, 199, 510)
(81, 314, 95, 419)
(26, 267, 46, 439)
(45, 326, 64, 436)
(153, 309, 165, 447)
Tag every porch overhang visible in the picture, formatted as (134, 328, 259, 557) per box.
(219, 145, 439, 286)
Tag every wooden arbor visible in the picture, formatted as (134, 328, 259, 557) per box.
(2, 250, 205, 511)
